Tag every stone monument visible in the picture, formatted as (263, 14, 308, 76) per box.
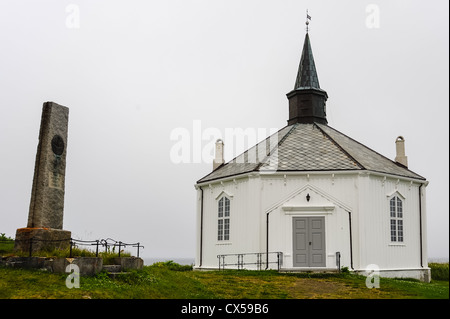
(14, 102, 71, 253)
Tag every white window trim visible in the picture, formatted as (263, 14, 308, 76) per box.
(216, 242, 232, 246)
(217, 196, 231, 242)
(215, 190, 234, 200)
(386, 189, 406, 200)
(389, 194, 404, 243)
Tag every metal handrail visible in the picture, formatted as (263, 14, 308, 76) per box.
(217, 252, 283, 271)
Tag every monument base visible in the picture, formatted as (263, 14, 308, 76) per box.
(14, 227, 71, 254)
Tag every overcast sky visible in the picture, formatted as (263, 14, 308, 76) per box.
(0, 0, 448, 260)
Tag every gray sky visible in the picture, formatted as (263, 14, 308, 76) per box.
(0, 0, 448, 260)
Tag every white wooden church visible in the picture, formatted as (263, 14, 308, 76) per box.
(194, 27, 430, 282)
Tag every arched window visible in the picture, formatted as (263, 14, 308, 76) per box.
(390, 196, 404, 242)
(218, 197, 230, 241)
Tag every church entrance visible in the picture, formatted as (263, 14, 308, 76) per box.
(292, 217, 326, 267)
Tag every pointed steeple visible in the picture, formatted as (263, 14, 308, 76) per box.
(287, 28, 328, 125)
(294, 33, 321, 90)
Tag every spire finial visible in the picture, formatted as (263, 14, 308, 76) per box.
(306, 10, 311, 33)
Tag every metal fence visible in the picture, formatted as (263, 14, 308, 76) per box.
(217, 252, 283, 271)
(2, 237, 143, 258)
(70, 238, 144, 258)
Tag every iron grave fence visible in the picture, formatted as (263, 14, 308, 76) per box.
(6, 237, 143, 258)
(70, 238, 144, 258)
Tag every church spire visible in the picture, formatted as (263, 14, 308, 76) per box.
(294, 33, 321, 90)
(287, 14, 328, 125)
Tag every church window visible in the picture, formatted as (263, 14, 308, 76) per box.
(390, 196, 404, 242)
(218, 197, 230, 241)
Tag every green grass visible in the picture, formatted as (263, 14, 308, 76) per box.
(429, 263, 449, 281)
(0, 262, 448, 299)
(1, 235, 448, 299)
(0, 233, 14, 255)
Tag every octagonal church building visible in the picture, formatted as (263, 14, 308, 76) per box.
(194, 27, 430, 282)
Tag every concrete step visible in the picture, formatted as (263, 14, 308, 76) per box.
(280, 268, 340, 273)
(102, 264, 132, 279)
(102, 264, 122, 273)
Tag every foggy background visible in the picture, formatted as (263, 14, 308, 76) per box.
(0, 0, 448, 261)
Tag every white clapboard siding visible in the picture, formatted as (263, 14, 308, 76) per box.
(195, 170, 428, 280)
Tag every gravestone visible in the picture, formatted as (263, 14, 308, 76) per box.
(14, 102, 71, 253)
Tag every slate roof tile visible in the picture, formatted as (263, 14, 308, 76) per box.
(197, 123, 424, 183)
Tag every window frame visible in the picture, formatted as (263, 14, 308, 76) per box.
(217, 196, 230, 241)
(389, 195, 404, 243)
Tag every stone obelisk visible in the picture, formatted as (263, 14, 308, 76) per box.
(15, 102, 71, 253)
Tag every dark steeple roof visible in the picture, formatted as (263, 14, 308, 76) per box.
(287, 32, 328, 125)
(294, 33, 321, 90)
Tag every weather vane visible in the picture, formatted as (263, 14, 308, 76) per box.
(306, 10, 311, 33)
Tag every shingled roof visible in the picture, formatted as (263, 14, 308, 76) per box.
(294, 33, 321, 90)
(197, 123, 425, 183)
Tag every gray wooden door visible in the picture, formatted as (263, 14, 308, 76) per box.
(293, 217, 326, 267)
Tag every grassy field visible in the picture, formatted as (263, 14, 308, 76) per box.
(1, 235, 448, 300)
(0, 261, 448, 299)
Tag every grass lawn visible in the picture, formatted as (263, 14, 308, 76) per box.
(0, 261, 448, 299)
